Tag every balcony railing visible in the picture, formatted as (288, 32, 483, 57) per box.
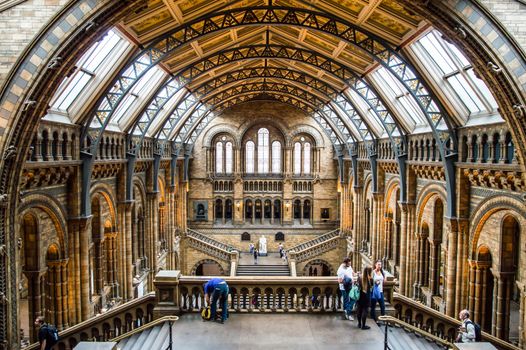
(153, 271, 396, 317)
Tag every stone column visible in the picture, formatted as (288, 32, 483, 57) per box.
(270, 201, 274, 224)
(300, 201, 304, 225)
(222, 200, 226, 224)
(468, 260, 476, 315)
(68, 216, 92, 321)
(118, 201, 134, 301)
(445, 219, 457, 317)
(517, 282, 525, 348)
(60, 260, 69, 329)
(146, 192, 159, 291)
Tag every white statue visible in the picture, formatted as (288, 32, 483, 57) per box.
(259, 235, 267, 255)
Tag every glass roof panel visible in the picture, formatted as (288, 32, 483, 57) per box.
(371, 68, 427, 126)
(411, 29, 500, 122)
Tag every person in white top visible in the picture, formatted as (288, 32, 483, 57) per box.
(337, 257, 355, 320)
(370, 260, 386, 322)
(456, 309, 477, 343)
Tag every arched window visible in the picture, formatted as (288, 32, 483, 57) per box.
(215, 142, 223, 173)
(303, 142, 311, 175)
(225, 142, 233, 174)
(293, 142, 301, 175)
(246, 141, 255, 173)
(257, 128, 269, 173)
(272, 141, 281, 174)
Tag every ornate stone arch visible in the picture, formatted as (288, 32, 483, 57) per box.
(190, 259, 226, 276)
(289, 124, 325, 148)
(202, 124, 239, 148)
(18, 193, 68, 258)
(302, 259, 335, 276)
(90, 182, 118, 228)
(384, 177, 401, 210)
(238, 116, 290, 146)
(469, 194, 526, 259)
(416, 183, 447, 226)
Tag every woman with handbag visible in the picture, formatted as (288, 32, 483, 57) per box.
(370, 260, 386, 323)
(356, 266, 373, 330)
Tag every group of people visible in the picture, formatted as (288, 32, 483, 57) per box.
(249, 241, 287, 265)
(337, 257, 386, 330)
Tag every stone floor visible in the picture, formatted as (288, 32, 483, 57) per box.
(171, 313, 385, 350)
(238, 252, 286, 265)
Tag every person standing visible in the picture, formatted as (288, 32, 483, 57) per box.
(456, 309, 476, 343)
(278, 242, 284, 258)
(370, 260, 386, 322)
(203, 278, 229, 324)
(357, 267, 373, 330)
(253, 248, 258, 264)
(249, 243, 254, 254)
(337, 257, 355, 320)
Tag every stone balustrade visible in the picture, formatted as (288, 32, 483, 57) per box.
(153, 271, 395, 317)
(23, 293, 156, 350)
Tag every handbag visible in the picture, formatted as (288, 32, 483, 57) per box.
(348, 284, 360, 301)
(372, 283, 382, 300)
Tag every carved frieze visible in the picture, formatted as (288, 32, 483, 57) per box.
(20, 165, 75, 190)
(92, 162, 122, 180)
(411, 164, 445, 181)
(463, 168, 525, 192)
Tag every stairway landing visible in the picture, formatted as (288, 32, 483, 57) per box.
(238, 252, 287, 266)
(170, 313, 385, 350)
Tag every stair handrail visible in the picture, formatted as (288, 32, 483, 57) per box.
(378, 315, 457, 350)
(393, 293, 521, 350)
(23, 293, 156, 349)
(110, 315, 179, 345)
(186, 228, 237, 263)
(286, 229, 340, 253)
(186, 228, 236, 251)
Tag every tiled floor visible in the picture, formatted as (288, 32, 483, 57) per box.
(171, 313, 385, 350)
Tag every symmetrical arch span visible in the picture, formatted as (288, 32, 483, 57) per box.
(469, 195, 526, 258)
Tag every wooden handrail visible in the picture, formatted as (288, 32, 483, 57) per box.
(378, 315, 457, 349)
(110, 316, 179, 343)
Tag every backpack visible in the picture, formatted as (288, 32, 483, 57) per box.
(201, 306, 211, 321)
(44, 324, 59, 346)
(465, 320, 482, 342)
(348, 284, 360, 301)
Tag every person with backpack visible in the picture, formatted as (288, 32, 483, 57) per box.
(456, 309, 480, 342)
(337, 257, 355, 321)
(34, 316, 59, 350)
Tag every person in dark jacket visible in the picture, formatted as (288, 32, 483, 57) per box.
(357, 266, 373, 330)
(203, 278, 229, 323)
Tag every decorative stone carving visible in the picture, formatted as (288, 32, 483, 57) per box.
(22, 100, 36, 112)
(3, 145, 16, 161)
(47, 57, 62, 69)
(487, 61, 502, 74)
(513, 104, 525, 119)
(454, 25, 467, 39)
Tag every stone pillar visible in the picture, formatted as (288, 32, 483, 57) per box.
(496, 274, 505, 338)
(146, 192, 159, 291)
(468, 260, 476, 315)
(445, 218, 457, 317)
(371, 192, 383, 260)
(60, 260, 69, 329)
(398, 202, 415, 295)
(68, 216, 92, 321)
(517, 282, 525, 348)
(270, 201, 274, 224)
(300, 201, 304, 225)
(118, 201, 134, 301)
(222, 200, 226, 224)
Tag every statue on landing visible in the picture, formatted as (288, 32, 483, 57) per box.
(258, 235, 267, 256)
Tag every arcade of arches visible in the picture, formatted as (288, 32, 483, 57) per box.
(0, 0, 526, 349)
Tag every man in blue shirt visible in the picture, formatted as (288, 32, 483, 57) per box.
(203, 278, 229, 323)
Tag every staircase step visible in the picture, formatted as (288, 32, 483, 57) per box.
(149, 322, 171, 350)
(128, 327, 153, 350)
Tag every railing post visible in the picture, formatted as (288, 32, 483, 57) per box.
(154, 270, 182, 318)
(230, 250, 239, 276)
(167, 320, 173, 350)
(289, 251, 297, 276)
(384, 321, 390, 350)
